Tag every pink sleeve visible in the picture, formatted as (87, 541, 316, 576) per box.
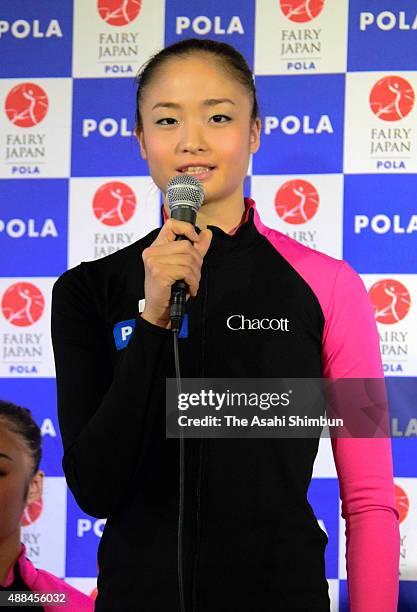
(323, 262, 400, 612)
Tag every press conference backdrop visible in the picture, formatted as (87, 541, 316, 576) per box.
(0, 0, 416, 609)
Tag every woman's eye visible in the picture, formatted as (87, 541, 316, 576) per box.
(211, 114, 231, 123)
(156, 118, 177, 125)
(156, 115, 231, 126)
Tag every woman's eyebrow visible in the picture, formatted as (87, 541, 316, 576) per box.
(152, 98, 235, 111)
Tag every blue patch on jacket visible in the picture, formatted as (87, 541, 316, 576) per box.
(113, 315, 188, 350)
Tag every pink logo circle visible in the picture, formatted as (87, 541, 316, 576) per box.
(1, 282, 45, 327)
(368, 279, 411, 324)
(21, 499, 43, 527)
(97, 0, 142, 26)
(274, 179, 319, 224)
(369, 76, 415, 122)
(93, 181, 137, 227)
(395, 484, 409, 524)
(280, 0, 325, 23)
(5, 83, 49, 128)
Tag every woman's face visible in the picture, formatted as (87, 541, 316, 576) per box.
(136, 54, 261, 206)
(0, 424, 43, 541)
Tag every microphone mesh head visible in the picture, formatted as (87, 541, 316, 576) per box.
(166, 174, 204, 212)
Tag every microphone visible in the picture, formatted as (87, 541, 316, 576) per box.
(167, 174, 205, 333)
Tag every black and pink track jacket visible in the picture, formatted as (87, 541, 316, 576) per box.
(51, 197, 399, 612)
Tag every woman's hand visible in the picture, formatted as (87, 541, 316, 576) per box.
(141, 218, 213, 329)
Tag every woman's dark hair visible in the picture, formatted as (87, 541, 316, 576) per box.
(134, 38, 260, 134)
(0, 400, 42, 476)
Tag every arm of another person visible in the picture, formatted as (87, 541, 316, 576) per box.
(322, 261, 400, 612)
(51, 264, 173, 518)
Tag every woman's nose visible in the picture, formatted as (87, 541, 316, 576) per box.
(177, 123, 207, 153)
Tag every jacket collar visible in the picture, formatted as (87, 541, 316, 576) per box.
(3, 543, 37, 589)
(161, 197, 255, 235)
(160, 197, 263, 259)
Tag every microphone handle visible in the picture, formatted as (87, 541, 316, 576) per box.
(170, 206, 197, 332)
(172, 234, 190, 298)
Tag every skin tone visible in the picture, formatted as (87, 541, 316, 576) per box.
(0, 423, 44, 586)
(135, 53, 261, 234)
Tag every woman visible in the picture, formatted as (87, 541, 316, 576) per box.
(0, 400, 93, 611)
(51, 38, 400, 611)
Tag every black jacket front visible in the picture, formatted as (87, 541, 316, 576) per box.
(52, 203, 332, 611)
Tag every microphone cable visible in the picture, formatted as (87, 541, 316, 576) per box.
(173, 328, 186, 612)
(171, 246, 189, 612)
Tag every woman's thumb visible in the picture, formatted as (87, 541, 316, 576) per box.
(196, 229, 213, 256)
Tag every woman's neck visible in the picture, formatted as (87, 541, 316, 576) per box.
(0, 529, 21, 586)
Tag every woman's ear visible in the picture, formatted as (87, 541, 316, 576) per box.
(249, 118, 261, 154)
(26, 470, 44, 505)
(135, 128, 147, 160)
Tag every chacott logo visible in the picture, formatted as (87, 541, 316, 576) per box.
(226, 315, 290, 331)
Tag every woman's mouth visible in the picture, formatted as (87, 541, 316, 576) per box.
(177, 166, 216, 181)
